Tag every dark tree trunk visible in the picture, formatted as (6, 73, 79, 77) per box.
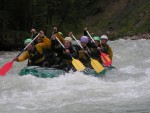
(1, 0, 6, 50)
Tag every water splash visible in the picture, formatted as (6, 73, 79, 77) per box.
(0, 39, 150, 113)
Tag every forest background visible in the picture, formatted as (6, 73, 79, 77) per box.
(0, 0, 150, 50)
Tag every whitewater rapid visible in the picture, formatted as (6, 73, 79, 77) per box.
(0, 39, 150, 113)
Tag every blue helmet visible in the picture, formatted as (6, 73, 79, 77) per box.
(80, 36, 89, 43)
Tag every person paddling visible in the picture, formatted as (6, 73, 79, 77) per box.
(51, 36, 79, 71)
(100, 35, 113, 60)
(38, 30, 51, 48)
(89, 36, 103, 64)
(77, 36, 91, 67)
(13, 32, 51, 67)
(36, 30, 56, 67)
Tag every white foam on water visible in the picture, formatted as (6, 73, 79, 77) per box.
(0, 39, 150, 113)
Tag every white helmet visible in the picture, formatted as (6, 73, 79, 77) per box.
(64, 37, 72, 42)
(101, 35, 108, 40)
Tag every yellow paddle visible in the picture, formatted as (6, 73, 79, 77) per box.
(55, 36, 85, 71)
(71, 35, 104, 73)
(71, 58, 86, 71)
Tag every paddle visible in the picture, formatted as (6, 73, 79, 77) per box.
(0, 33, 40, 76)
(85, 30, 112, 67)
(71, 34, 104, 73)
(55, 36, 85, 71)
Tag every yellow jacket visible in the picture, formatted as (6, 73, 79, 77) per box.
(17, 37, 50, 62)
(55, 33, 64, 43)
(42, 36, 51, 48)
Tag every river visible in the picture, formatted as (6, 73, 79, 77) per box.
(0, 39, 150, 113)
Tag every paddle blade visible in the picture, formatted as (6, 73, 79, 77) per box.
(0, 61, 14, 76)
(72, 58, 86, 71)
(90, 58, 104, 73)
(100, 52, 112, 66)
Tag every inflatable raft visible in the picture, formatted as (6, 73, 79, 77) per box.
(19, 66, 113, 78)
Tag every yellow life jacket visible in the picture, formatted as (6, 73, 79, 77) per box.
(28, 47, 45, 66)
(79, 50, 87, 60)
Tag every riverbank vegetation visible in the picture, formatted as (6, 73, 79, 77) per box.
(0, 0, 150, 50)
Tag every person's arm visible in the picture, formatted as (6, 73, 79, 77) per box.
(16, 51, 29, 62)
(42, 36, 51, 48)
(52, 27, 58, 35)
